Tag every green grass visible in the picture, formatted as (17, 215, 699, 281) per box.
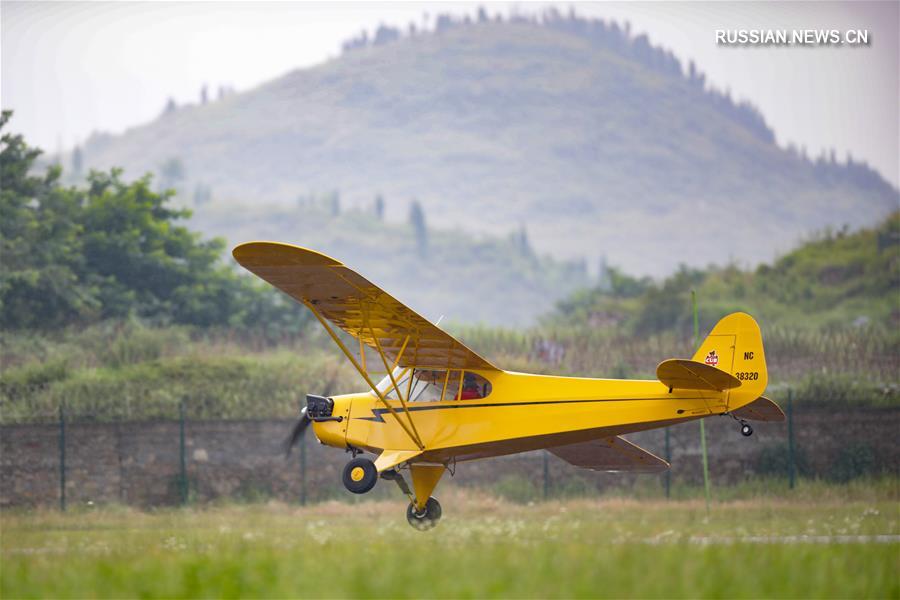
(2, 490, 897, 599)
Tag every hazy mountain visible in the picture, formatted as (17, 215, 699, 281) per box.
(78, 12, 898, 316)
(199, 198, 591, 326)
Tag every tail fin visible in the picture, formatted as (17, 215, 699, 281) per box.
(691, 312, 767, 410)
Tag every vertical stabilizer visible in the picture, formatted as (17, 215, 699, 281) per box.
(691, 312, 767, 409)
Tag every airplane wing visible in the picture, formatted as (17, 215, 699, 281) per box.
(732, 396, 785, 422)
(233, 242, 498, 371)
(656, 359, 741, 392)
(549, 436, 669, 473)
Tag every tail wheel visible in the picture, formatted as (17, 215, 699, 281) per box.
(740, 422, 754, 437)
(406, 497, 442, 531)
(342, 457, 377, 494)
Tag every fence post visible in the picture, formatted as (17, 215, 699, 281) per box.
(58, 401, 66, 512)
(664, 428, 671, 499)
(787, 389, 795, 490)
(542, 450, 550, 500)
(299, 426, 307, 506)
(178, 399, 188, 505)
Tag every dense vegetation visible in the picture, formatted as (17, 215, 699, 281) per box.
(548, 212, 900, 335)
(0, 111, 307, 332)
(0, 323, 358, 423)
(2, 306, 896, 425)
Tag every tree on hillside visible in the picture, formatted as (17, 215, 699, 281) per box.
(374, 194, 385, 220)
(158, 157, 185, 193)
(373, 24, 401, 45)
(329, 190, 341, 217)
(597, 256, 612, 292)
(511, 225, 533, 258)
(71, 145, 83, 176)
(408, 200, 428, 258)
(193, 183, 212, 206)
(0, 112, 308, 332)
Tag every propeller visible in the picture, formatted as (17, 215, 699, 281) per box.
(283, 406, 311, 458)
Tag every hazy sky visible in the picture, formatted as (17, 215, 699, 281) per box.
(3, 1, 898, 187)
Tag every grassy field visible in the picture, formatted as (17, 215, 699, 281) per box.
(2, 489, 897, 599)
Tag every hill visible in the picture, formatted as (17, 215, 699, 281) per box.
(547, 212, 900, 335)
(77, 11, 897, 290)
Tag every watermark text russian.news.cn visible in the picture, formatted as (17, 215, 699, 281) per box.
(716, 29, 871, 47)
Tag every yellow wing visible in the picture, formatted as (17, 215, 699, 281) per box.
(549, 436, 669, 473)
(233, 242, 498, 371)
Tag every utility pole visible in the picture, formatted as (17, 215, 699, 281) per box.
(693, 290, 711, 514)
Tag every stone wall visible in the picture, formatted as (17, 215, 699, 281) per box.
(1, 407, 897, 508)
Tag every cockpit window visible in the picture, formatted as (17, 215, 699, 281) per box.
(373, 369, 492, 402)
(408, 370, 445, 402)
(460, 371, 491, 400)
(408, 370, 492, 402)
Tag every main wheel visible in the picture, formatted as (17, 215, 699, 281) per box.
(342, 457, 377, 494)
(406, 497, 442, 531)
(741, 423, 754, 437)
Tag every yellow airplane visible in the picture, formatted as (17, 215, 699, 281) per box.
(234, 242, 783, 530)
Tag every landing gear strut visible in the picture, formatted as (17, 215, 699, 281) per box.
(382, 467, 445, 530)
(740, 421, 754, 437)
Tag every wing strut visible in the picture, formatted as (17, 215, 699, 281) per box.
(302, 300, 425, 450)
(363, 306, 424, 446)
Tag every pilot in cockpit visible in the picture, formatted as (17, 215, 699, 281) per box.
(459, 372, 483, 400)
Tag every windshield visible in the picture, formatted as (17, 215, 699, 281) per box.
(371, 366, 410, 397)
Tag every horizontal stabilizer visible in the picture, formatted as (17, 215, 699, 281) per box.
(657, 359, 741, 392)
(732, 396, 785, 422)
(549, 436, 669, 473)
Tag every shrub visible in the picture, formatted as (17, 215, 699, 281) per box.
(492, 473, 541, 503)
(756, 442, 808, 477)
(828, 442, 877, 483)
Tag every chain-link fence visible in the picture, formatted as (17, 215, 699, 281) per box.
(2, 390, 897, 510)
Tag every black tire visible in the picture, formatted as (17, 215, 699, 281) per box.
(406, 497, 442, 531)
(342, 457, 377, 494)
(741, 423, 754, 437)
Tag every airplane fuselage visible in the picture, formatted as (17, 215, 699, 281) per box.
(313, 369, 756, 463)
